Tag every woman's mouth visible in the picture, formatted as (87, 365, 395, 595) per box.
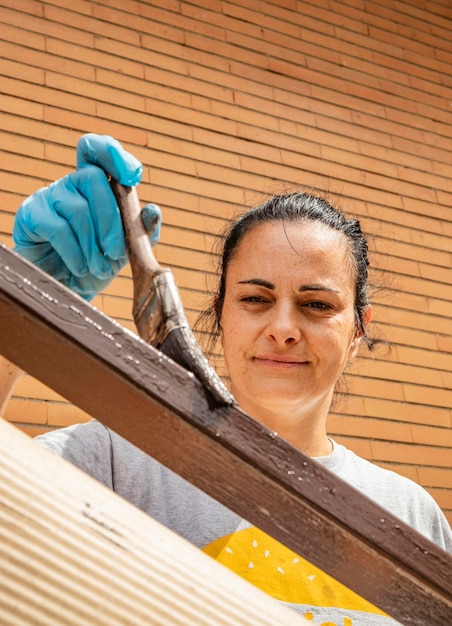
(253, 354, 308, 368)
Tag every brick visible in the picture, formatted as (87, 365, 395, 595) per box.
(186, 31, 269, 70)
(418, 466, 452, 489)
(371, 441, 452, 468)
(372, 324, 437, 353)
(90, 6, 144, 45)
(374, 304, 450, 335)
(1, 151, 64, 182)
(142, 99, 239, 139)
(403, 383, 452, 409)
(328, 415, 412, 443)
(4, 398, 48, 425)
(348, 375, 405, 401)
(266, 7, 334, 40)
(222, 2, 299, 37)
(315, 110, 392, 150)
(46, 72, 148, 117)
(397, 274, 452, 301)
(411, 424, 452, 448)
(147, 132, 241, 170)
(100, 294, 134, 321)
(360, 141, 434, 179)
(3, 74, 96, 116)
(43, 106, 147, 146)
(0, 0, 44, 16)
(392, 135, 450, 172)
(47, 402, 92, 427)
(358, 359, 444, 388)
(265, 30, 335, 68)
(0, 213, 14, 234)
(1, 171, 42, 198)
(408, 228, 451, 254)
(379, 240, 449, 268)
(0, 39, 95, 81)
(386, 344, 452, 372)
(0, 56, 45, 85)
(428, 489, 452, 511)
(149, 66, 231, 106)
(141, 3, 226, 41)
(0, 130, 44, 161)
(0, 20, 46, 50)
(148, 168, 246, 206)
(1, 4, 93, 47)
(436, 335, 452, 354)
(1, 91, 44, 122)
(0, 111, 79, 148)
(18, 425, 54, 437)
(102, 275, 133, 299)
(362, 397, 450, 427)
(43, 0, 93, 17)
(183, 0, 224, 11)
(46, 38, 139, 79)
(330, 435, 373, 460)
(15, 375, 66, 403)
(0, 191, 24, 215)
(427, 300, 452, 320)
(0, 235, 13, 249)
(140, 0, 180, 13)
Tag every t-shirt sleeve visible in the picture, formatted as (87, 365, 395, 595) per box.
(35, 419, 114, 489)
(331, 446, 452, 553)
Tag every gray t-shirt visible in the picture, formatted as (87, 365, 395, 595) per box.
(37, 420, 452, 625)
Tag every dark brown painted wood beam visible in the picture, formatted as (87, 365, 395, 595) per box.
(0, 243, 451, 626)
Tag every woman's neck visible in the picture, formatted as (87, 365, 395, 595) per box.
(234, 391, 333, 457)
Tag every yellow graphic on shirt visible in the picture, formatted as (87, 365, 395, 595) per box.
(203, 526, 386, 615)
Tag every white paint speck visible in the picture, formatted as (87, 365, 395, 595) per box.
(225, 547, 233, 554)
(248, 562, 254, 569)
(252, 540, 258, 548)
(264, 550, 270, 558)
(277, 567, 284, 574)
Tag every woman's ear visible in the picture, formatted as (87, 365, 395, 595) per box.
(358, 305, 373, 335)
(362, 304, 373, 329)
(347, 305, 373, 361)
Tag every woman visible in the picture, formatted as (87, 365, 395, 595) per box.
(2, 135, 451, 624)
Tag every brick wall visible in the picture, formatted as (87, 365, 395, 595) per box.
(0, 0, 451, 524)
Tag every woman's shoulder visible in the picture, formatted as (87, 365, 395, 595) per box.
(36, 418, 112, 456)
(35, 419, 147, 487)
(327, 441, 452, 551)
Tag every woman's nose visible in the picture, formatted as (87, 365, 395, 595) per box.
(264, 303, 302, 345)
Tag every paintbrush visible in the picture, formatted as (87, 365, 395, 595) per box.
(111, 181, 233, 405)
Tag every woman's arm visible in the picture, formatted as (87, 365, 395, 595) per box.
(0, 355, 23, 417)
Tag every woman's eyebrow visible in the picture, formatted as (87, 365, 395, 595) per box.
(238, 278, 274, 289)
(300, 284, 340, 294)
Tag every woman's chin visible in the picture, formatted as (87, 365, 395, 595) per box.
(235, 384, 315, 416)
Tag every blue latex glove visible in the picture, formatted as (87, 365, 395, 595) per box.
(13, 134, 161, 301)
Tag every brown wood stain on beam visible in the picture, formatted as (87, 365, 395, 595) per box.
(0, 243, 451, 626)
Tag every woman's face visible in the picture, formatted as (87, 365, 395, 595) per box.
(220, 220, 368, 426)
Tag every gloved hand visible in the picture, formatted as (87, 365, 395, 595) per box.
(13, 133, 161, 301)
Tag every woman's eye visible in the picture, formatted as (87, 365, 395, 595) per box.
(305, 301, 332, 310)
(240, 296, 268, 304)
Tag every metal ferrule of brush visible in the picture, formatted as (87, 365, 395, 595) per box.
(134, 271, 186, 347)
